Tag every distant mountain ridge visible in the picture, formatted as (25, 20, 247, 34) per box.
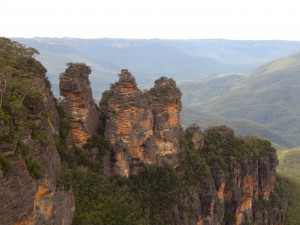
(182, 51, 300, 147)
(13, 38, 300, 97)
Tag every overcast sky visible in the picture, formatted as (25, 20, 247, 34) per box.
(2, 0, 300, 40)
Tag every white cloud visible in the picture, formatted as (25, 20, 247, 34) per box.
(1, 0, 300, 40)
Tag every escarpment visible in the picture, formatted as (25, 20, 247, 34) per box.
(0, 38, 288, 225)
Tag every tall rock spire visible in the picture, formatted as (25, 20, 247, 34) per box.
(59, 63, 99, 147)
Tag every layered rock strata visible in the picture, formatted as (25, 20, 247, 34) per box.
(0, 74, 74, 225)
(149, 77, 182, 163)
(59, 63, 99, 147)
(181, 127, 286, 225)
(100, 69, 182, 176)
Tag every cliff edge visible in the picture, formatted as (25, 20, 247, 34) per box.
(0, 38, 74, 225)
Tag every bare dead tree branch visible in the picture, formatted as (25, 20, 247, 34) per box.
(20, 87, 35, 103)
(0, 74, 7, 109)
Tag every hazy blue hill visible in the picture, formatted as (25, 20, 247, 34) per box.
(181, 108, 294, 147)
(179, 74, 245, 107)
(183, 52, 300, 147)
(13, 38, 300, 98)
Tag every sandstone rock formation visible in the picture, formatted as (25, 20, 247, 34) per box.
(186, 127, 286, 225)
(185, 124, 204, 150)
(59, 63, 99, 147)
(149, 76, 182, 164)
(100, 69, 182, 176)
(58, 68, 285, 225)
(1, 38, 287, 225)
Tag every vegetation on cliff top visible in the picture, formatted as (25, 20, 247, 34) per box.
(0, 37, 47, 178)
(201, 126, 276, 171)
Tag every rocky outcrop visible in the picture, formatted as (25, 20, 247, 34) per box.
(98, 71, 286, 225)
(125, 126, 284, 225)
(56, 67, 286, 225)
(185, 124, 204, 150)
(59, 63, 99, 147)
(33, 184, 74, 225)
(100, 70, 154, 176)
(181, 127, 286, 225)
(100, 69, 181, 176)
(149, 77, 182, 164)
(0, 151, 38, 225)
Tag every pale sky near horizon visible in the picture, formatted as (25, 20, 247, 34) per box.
(2, 0, 300, 40)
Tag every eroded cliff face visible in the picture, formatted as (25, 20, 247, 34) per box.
(100, 69, 181, 176)
(59, 63, 99, 147)
(180, 127, 286, 225)
(0, 74, 74, 225)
